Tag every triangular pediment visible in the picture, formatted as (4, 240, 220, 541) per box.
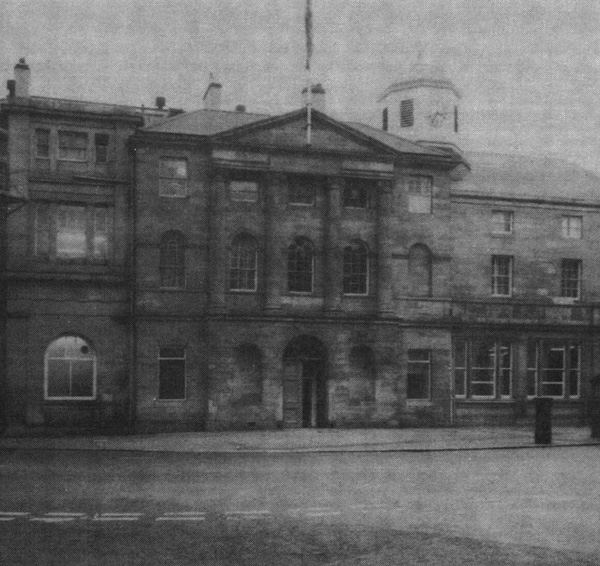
(211, 109, 394, 156)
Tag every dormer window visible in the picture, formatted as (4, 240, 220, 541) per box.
(400, 99, 414, 128)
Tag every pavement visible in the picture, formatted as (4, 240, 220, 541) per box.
(0, 425, 598, 453)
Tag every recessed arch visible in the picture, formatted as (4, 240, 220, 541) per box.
(408, 243, 432, 297)
(44, 335, 97, 400)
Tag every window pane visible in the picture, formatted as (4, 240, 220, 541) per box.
(541, 383, 563, 397)
(34, 204, 51, 258)
(492, 256, 512, 295)
(407, 177, 433, 214)
(70, 360, 95, 397)
(229, 236, 257, 291)
(343, 242, 368, 294)
(58, 131, 88, 161)
(36, 129, 50, 158)
(561, 259, 581, 298)
(407, 363, 430, 399)
(454, 340, 466, 368)
(343, 179, 373, 208)
(159, 359, 185, 399)
(56, 206, 87, 259)
(472, 342, 494, 369)
(230, 180, 259, 202)
(492, 211, 513, 233)
(454, 370, 466, 396)
(288, 177, 316, 205)
(288, 240, 313, 292)
(95, 133, 109, 163)
(562, 216, 582, 239)
(471, 382, 494, 396)
(160, 233, 185, 288)
(159, 158, 188, 197)
(46, 359, 71, 397)
(159, 347, 185, 359)
(93, 208, 112, 261)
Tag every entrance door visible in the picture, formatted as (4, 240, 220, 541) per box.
(283, 336, 327, 428)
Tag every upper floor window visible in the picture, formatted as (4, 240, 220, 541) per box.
(159, 158, 188, 198)
(343, 241, 369, 295)
(287, 238, 314, 293)
(561, 259, 581, 299)
(94, 134, 109, 163)
(491, 255, 512, 296)
(454, 339, 512, 399)
(35, 129, 50, 159)
(382, 107, 389, 131)
(230, 180, 259, 203)
(33, 203, 113, 262)
(492, 210, 513, 234)
(158, 347, 186, 400)
(400, 99, 414, 128)
(343, 178, 373, 209)
(229, 234, 258, 292)
(45, 336, 96, 400)
(288, 176, 316, 206)
(407, 349, 431, 400)
(58, 131, 87, 162)
(562, 215, 582, 239)
(407, 176, 433, 214)
(159, 231, 185, 288)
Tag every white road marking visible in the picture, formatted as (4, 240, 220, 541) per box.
(46, 512, 87, 517)
(0, 512, 30, 516)
(162, 512, 207, 516)
(156, 516, 206, 522)
(92, 513, 142, 522)
(303, 511, 342, 518)
(349, 504, 390, 511)
(0, 517, 16, 522)
(289, 507, 334, 514)
(31, 517, 76, 523)
(225, 510, 272, 520)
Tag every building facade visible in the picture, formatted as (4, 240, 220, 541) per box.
(1, 60, 598, 432)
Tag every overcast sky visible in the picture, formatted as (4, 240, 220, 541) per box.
(1, 0, 599, 172)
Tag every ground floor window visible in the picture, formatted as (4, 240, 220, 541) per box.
(454, 339, 511, 399)
(158, 347, 186, 400)
(527, 341, 580, 399)
(407, 350, 431, 400)
(44, 336, 96, 400)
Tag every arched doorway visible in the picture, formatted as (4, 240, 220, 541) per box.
(283, 336, 327, 428)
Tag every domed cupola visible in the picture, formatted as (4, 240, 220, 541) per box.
(378, 57, 462, 153)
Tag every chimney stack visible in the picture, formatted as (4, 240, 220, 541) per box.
(14, 58, 30, 98)
(155, 96, 166, 110)
(302, 83, 326, 113)
(203, 81, 222, 111)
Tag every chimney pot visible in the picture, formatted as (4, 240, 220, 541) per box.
(235, 104, 246, 112)
(155, 96, 166, 110)
(13, 57, 30, 97)
(6, 79, 16, 98)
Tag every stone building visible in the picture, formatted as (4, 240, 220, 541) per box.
(1, 59, 599, 432)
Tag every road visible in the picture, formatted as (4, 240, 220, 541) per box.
(0, 447, 599, 564)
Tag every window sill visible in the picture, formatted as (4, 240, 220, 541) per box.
(153, 398, 186, 405)
(228, 289, 258, 295)
(406, 399, 433, 405)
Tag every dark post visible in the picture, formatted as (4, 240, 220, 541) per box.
(535, 397, 553, 444)
(589, 376, 600, 440)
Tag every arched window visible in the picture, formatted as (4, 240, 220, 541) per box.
(287, 238, 314, 293)
(44, 336, 96, 400)
(232, 344, 263, 405)
(160, 231, 185, 288)
(408, 244, 432, 297)
(229, 234, 258, 291)
(343, 241, 369, 295)
(349, 345, 376, 401)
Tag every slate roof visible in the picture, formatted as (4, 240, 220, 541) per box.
(142, 108, 269, 135)
(344, 121, 449, 157)
(143, 107, 452, 159)
(454, 151, 600, 202)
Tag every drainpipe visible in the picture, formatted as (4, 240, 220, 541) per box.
(127, 140, 138, 433)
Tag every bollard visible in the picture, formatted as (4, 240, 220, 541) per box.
(535, 397, 553, 444)
(590, 399, 600, 439)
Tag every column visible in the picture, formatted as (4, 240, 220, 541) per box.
(208, 171, 227, 313)
(376, 179, 395, 316)
(323, 177, 342, 312)
(263, 172, 284, 312)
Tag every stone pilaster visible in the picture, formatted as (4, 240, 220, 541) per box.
(208, 171, 227, 313)
(376, 178, 395, 316)
(324, 177, 342, 313)
(263, 172, 285, 312)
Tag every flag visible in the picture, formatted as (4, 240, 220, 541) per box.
(305, 0, 313, 71)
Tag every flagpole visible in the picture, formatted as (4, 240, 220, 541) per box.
(305, 0, 313, 146)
